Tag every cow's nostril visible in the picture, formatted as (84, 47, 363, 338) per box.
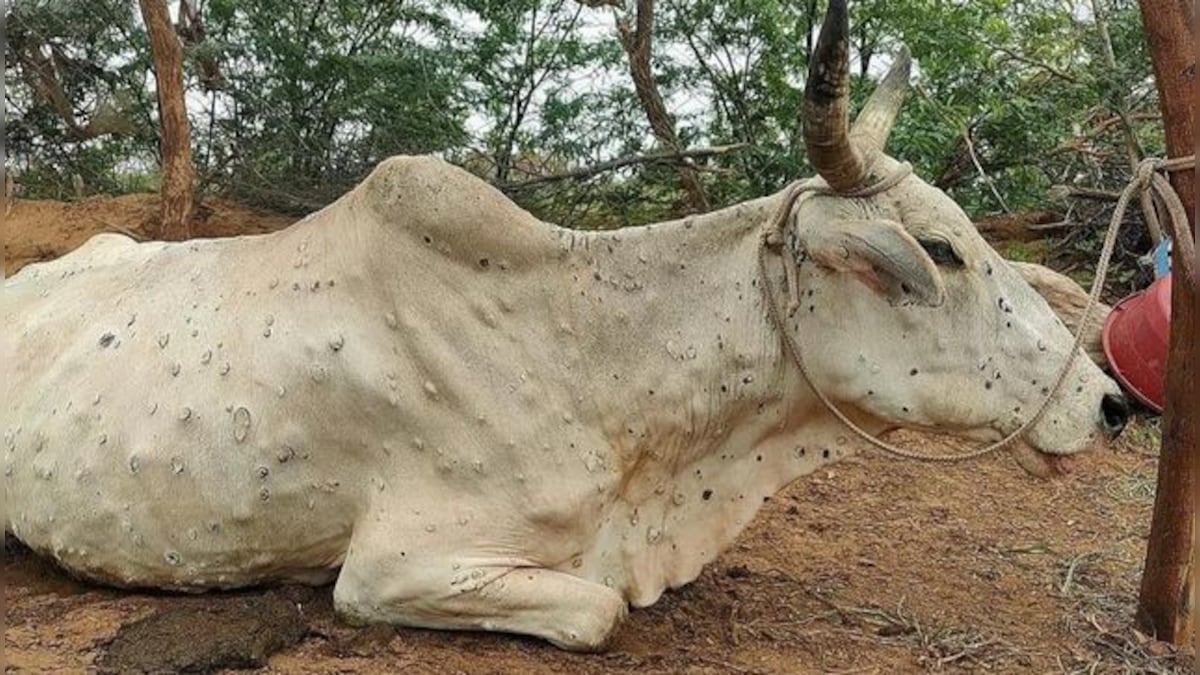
(1101, 393, 1130, 438)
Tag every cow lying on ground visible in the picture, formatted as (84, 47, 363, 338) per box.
(2, 0, 1127, 651)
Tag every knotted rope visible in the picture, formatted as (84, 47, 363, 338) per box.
(758, 155, 1195, 463)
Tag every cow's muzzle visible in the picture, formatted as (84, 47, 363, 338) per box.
(1100, 393, 1130, 439)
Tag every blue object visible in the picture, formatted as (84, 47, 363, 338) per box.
(1152, 240, 1172, 278)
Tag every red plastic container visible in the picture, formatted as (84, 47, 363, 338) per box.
(1102, 274, 1172, 413)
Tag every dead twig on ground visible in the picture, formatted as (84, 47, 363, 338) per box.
(1060, 551, 1106, 597)
(99, 220, 149, 242)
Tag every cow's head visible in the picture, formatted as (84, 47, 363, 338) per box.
(785, 0, 1128, 476)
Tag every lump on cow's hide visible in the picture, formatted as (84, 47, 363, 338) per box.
(1008, 262, 1110, 366)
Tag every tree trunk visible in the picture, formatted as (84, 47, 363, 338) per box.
(140, 0, 195, 240)
(617, 0, 709, 213)
(177, 0, 225, 92)
(1134, 0, 1195, 646)
(1092, 0, 1165, 244)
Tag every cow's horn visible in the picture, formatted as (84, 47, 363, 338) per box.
(851, 44, 912, 158)
(803, 0, 866, 192)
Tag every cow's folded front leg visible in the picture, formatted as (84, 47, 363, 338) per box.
(333, 552, 628, 651)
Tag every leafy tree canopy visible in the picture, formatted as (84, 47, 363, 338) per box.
(5, 0, 1160, 227)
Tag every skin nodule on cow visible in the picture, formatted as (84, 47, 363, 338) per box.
(2, 1, 1128, 653)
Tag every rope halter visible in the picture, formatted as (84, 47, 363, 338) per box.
(754, 157, 1162, 463)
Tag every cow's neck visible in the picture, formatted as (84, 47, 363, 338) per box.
(559, 195, 886, 605)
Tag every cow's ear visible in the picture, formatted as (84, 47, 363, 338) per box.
(799, 218, 945, 306)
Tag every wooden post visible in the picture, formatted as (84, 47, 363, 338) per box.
(139, 0, 195, 240)
(1134, 0, 1195, 646)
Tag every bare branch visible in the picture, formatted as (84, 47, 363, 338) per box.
(962, 127, 1011, 214)
(989, 44, 1080, 84)
(1047, 185, 1122, 202)
(497, 143, 750, 191)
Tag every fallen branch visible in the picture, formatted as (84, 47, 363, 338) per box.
(497, 144, 750, 191)
(974, 210, 1063, 242)
(1026, 219, 1076, 232)
(99, 220, 150, 242)
(1047, 185, 1123, 202)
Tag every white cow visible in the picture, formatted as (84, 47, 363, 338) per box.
(3, 1, 1127, 651)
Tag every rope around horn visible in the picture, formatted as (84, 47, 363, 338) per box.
(758, 155, 1195, 463)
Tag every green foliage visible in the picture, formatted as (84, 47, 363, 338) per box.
(200, 0, 467, 211)
(5, 0, 157, 195)
(4, 0, 1164, 230)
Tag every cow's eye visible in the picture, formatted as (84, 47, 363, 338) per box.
(917, 237, 964, 268)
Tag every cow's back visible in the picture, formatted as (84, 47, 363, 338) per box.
(2, 155, 598, 591)
(2, 226, 371, 589)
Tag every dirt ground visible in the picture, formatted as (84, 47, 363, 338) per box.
(3, 194, 294, 277)
(3, 195, 1195, 674)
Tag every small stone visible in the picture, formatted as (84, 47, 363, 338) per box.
(726, 565, 751, 579)
(328, 333, 345, 352)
